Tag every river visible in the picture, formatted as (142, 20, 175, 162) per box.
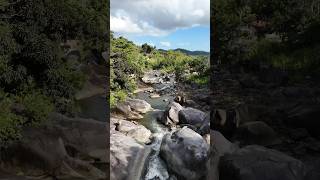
(135, 73, 176, 180)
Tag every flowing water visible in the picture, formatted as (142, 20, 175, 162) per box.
(135, 90, 175, 180)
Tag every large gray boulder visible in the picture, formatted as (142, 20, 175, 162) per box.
(116, 98, 152, 120)
(110, 130, 151, 180)
(178, 107, 207, 125)
(0, 113, 107, 180)
(234, 121, 280, 146)
(159, 102, 183, 126)
(178, 108, 209, 135)
(115, 119, 152, 144)
(209, 130, 238, 180)
(160, 127, 209, 180)
(167, 102, 183, 123)
(126, 98, 152, 114)
(116, 103, 144, 120)
(219, 145, 306, 180)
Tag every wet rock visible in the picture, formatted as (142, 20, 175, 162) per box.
(160, 127, 209, 180)
(110, 130, 150, 180)
(126, 98, 152, 114)
(219, 145, 306, 180)
(178, 107, 206, 126)
(116, 103, 143, 120)
(234, 121, 280, 146)
(159, 102, 183, 126)
(150, 93, 161, 99)
(156, 85, 173, 95)
(115, 120, 152, 144)
(178, 108, 210, 135)
(167, 102, 183, 123)
(142, 70, 162, 84)
(178, 108, 209, 135)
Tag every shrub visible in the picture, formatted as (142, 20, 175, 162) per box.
(0, 92, 23, 145)
(16, 91, 54, 125)
(110, 90, 127, 108)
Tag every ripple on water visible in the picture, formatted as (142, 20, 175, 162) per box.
(144, 133, 169, 180)
(134, 88, 174, 180)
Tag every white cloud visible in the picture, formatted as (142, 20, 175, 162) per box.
(110, 16, 142, 34)
(110, 0, 209, 36)
(160, 41, 171, 47)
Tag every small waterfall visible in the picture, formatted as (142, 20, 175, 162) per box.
(144, 132, 169, 180)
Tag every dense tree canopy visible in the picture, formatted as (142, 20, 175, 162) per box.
(213, 0, 320, 80)
(0, 0, 108, 144)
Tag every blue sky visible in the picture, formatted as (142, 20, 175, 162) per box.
(119, 26, 210, 52)
(111, 0, 210, 52)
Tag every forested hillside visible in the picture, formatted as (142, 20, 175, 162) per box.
(213, 0, 320, 81)
(0, 0, 107, 144)
(110, 34, 209, 106)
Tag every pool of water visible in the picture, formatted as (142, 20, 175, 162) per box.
(135, 91, 174, 133)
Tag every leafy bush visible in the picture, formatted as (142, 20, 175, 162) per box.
(110, 90, 127, 108)
(0, 0, 107, 144)
(0, 92, 23, 145)
(0, 90, 53, 145)
(17, 91, 54, 125)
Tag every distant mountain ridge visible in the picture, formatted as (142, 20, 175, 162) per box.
(158, 48, 209, 56)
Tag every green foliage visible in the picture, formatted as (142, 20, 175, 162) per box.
(0, 0, 107, 144)
(141, 43, 155, 54)
(186, 74, 209, 86)
(0, 91, 23, 145)
(244, 38, 320, 82)
(0, 90, 53, 145)
(17, 91, 54, 125)
(214, 0, 320, 82)
(110, 35, 210, 106)
(110, 90, 127, 108)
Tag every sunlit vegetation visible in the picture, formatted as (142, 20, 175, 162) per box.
(110, 34, 209, 107)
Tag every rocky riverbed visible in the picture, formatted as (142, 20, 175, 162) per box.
(110, 70, 211, 180)
(210, 63, 320, 180)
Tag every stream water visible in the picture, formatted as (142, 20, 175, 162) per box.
(135, 84, 175, 180)
(136, 92, 172, 180)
